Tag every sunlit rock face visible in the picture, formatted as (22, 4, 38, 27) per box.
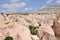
(0, 12, 57, 40)
(37, 22, 56, 40)
(0, 14, 32, 40)
(0, 15, 6, 28)
(9, 16, 32, 40)
(0, 15, 10, 40)
(8, 23, 32, 40)
(0, 19, 32, 40)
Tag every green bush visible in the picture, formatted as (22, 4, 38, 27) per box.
(29, 25, 38, 35)
(4, 36, 13, 40)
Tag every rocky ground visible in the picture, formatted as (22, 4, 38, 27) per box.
(0, 13, 59, 40)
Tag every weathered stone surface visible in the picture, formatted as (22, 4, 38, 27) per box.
(37, 22, 56, 40)
(0, 13, 57, 40)
(0, 15, 32, 40)
(53, 13, 60, 36)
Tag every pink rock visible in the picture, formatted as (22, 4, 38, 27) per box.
(0, 15, 32, 40)
(37, 22, 56, 40)
(53, 13, 60, 36)
(9, 23, 32, 40)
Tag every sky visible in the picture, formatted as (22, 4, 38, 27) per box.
(0, 0, 60, 13)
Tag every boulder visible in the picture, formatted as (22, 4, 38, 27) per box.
(53, 13, 60, 36)
(0, 16, 32, 40)
(37, 22, 56, 40)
